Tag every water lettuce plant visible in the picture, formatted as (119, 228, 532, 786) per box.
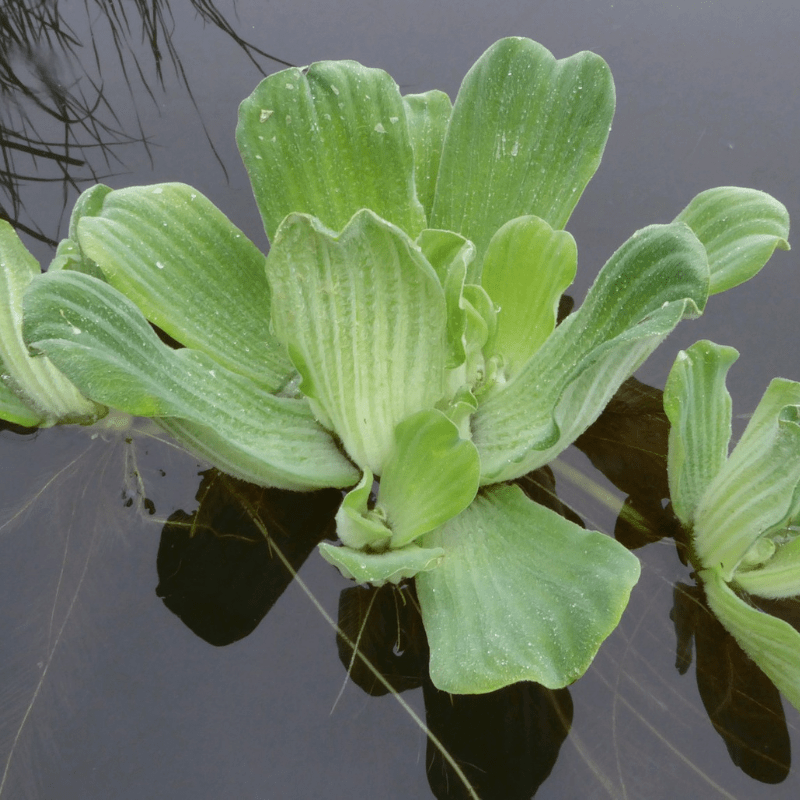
(665, 340, 800, 710)
(0, 37, 790, 694)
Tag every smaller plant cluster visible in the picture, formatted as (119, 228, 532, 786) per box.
(0, 38, 794, 698)
(665, 341, 800, 708)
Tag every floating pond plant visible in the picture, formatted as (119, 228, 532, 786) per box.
(665, 340, 800, 709)
(0, 37, 791, 694)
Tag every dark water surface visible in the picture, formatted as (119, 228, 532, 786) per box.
(2, 1, 799, 798)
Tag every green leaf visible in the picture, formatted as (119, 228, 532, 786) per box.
(48, 184, 112, 275)
(417, 228, 477, 286)
(663, 340, 739, 527)
(439, 384, 478, 441)
(416, 228, 476, 370)
(481, 215, 577, 376)
(47, 236, 102, 277)
(69, 183, 114, 240)
(0, 380, 41, 427)
(458, 283, 500, 395)
(76, 183, 294, 391)
(335, 469, 392, 550)
(681, 581, 792, 784)
(430, 36, 614, 264)
(675, 187, 790, 295)
(404, 90, 452, 221)
(695, 380, 800, 576)
(417, 226, 495, 391)
(0, 220, 102, 426)
(379, 409, 480, 548)
(462, 283, 497, 359)
(702, 567, 800, 712)
(318, 541, 445, 587)
(729, 377, 800, 463)
(236, 61, 426, 241)
(735, 536, 800, 599)
(22, 271, 359, 490)
(266, 210, 448, 475)
(416, 485, 640, 693)
(473, 222, 709, 483)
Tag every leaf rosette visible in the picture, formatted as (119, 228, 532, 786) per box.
(13, 37, 790, 693)
(665, 340, 800, 711)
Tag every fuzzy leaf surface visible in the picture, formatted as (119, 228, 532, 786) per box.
(430, 36, 614, 264)
(48, 183, 112, 275)
(695, 380, 800, 576)
(0, 381, 40, 426)
(473, 223, 708, 483)
(702, 568, 800, 712)
(379, 409, 480, 548)
(267, 210, 448, 475)
(319, 541, 445, 587)
(336, 469, 391, 550)
(22, 271, 358, 490)
(675, 187, 790, 295)
(0, 221, 100, 425)
(481, 215, 577, 375)
(735, 536, 800, 599)
(663, 340, 738, 527)
(404, 90, 452, 220)
(76, 183, 293, 391)
(417, 484, 640, 693)
(416, 228, 476, 370)
(237, 61, 425, 241)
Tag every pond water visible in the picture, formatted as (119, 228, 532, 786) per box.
(2, 1, 799, 798)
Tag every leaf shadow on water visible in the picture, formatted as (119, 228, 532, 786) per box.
(155, 470, 341, 647)
(672, 582, 791, 784)
(570, 376, 796, 794)
(335, 581, 573, 800)
(0, 376, 798, 798)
